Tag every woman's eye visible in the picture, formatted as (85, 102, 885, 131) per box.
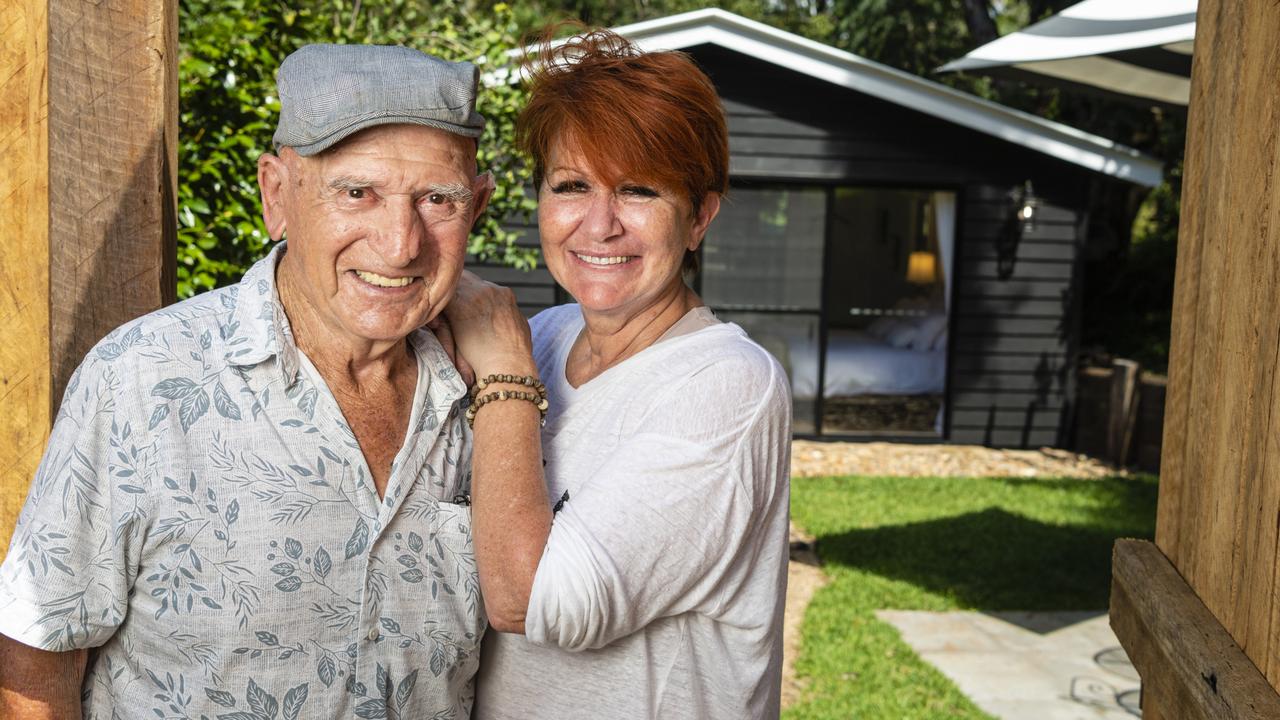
(347, 188, 365, 199)
(550, 180, 587, 194)
(621, 185, 659, 198)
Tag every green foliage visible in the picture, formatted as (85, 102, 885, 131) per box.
(830, 0, 974, 79)
(785, 473, 1157, 718)
(1081, 158, 1183, 373)
(177, 0, 536, 298)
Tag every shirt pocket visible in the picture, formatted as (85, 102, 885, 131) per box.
(419, 500, 486, 682)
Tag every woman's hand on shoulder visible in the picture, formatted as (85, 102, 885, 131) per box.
(443, 271, 537, 378)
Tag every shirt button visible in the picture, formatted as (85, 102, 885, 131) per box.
(368, 627, 380, 642)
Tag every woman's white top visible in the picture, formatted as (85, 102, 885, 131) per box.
(474, 304, 793, 720)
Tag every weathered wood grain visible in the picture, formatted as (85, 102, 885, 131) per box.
(47, 0, 177, 410)
(0, 1, 177, 557)
(0, 0, 51, 562)
(1141, 0, 1280, 702)
(1111, 540, 1280, 720)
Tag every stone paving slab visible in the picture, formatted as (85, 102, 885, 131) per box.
(876, 610, 1141, 719)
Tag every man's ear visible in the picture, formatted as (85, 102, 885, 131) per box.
(258, 153, 291, 241)
(469, 172, 497, 231)
(688, 192, 722, 252)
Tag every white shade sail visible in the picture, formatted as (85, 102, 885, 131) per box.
(939, 0, 1197, 106)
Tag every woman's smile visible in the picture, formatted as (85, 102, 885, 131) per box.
(571, 251, 638, 267)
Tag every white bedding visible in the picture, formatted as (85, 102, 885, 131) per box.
(787, 328, 946, 399)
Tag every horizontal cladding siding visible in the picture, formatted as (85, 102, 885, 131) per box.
(947, 184, 1081, 448)
(951, 372, 1065, 393)
(959, 259, 1075, 280)
(961, 223, 1080, 244)
(952, 353, 1067, 374)
(963, 201, 1079, 225)
(952, 335, 1067, 355)
(466, 263, 554, 287)
(952, 390, 1064, 410)
(953, 315, 1065, 335)
(729, 155, 973, 183)
(958, 278, 1072, 299)
(954, 296, 1067, 317)
(467, 256, 558, 318)
(951, 407, 1065, 428)
(949, 426, 1061, 447)
(479, 204, 558, 316)
(728, 133, 920, 160)
(714, 86, 1094, 194)
(963, 241, 1076, 262)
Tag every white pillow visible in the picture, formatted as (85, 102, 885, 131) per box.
(885, 322, 918, 348)
(866, 316, 897, 339)
(931, 327, 949, 351)
(911, 315, 948, 351)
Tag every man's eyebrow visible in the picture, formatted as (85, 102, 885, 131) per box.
(327, 175, 377, 191)
(430, 182, 474, 206)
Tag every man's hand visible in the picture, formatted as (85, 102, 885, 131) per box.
(0, 634, 87, 720)
(442, 272, 537, 379)
(427, 315, 476, 387)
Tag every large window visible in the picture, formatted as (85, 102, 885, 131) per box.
(701, 184, 955, 437)
(701, 187, 825, 433)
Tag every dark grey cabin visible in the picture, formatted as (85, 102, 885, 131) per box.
(471, 9, 1161, 448)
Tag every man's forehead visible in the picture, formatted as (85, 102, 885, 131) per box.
(292, 126, 477, 180)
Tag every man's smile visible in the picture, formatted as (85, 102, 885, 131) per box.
(352, 269, 420, 288)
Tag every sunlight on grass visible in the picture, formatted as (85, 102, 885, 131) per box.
(784, 474, 1158, 720)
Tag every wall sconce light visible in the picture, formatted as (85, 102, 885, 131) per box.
(906, 250, 937, 284)
(1015, 180, 1040, 235)
(996, 180, 1039, 280)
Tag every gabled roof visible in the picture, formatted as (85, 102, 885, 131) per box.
(610, 9, 1163, 187)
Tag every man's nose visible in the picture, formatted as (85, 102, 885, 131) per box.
(373, 197, 426, 267)
(582, 192, 624, 240)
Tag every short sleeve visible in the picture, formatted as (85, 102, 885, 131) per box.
(524, 343, 792, 651)
(0, 353, 151, 650)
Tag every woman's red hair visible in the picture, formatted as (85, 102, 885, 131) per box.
(516, 28, 729, 212)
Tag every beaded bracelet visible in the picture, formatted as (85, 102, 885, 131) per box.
(465, 388, 550, 428)
(469, 373, 547, 401)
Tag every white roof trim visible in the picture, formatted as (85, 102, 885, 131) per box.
(1012, 57, 1190, 105)
(609, 9, 1162, 187)
(945, 22, 1195, 66)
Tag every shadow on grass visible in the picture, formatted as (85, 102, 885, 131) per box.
(818, 504, 1154, 611)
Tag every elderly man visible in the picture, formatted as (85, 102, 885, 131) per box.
(0, 44, 492, 719)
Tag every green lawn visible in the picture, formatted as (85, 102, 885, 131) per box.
(783, 474, 1159, 720)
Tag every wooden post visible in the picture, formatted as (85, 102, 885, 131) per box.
(1107, 358, 1139, 466)
(0, 0, 177, 560)
(1111, 540, 1280, 720)
(1111, 0, 1280, 716)
(0, 0, 52, 558)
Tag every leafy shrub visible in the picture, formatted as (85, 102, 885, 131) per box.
(178, 0, 536, 298)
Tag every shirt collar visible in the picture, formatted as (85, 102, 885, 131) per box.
(224, 243, 302, 386)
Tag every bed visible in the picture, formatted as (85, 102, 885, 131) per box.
(786, 327, 947, 400)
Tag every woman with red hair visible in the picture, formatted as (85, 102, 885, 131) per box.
(445, 29, 792, 719)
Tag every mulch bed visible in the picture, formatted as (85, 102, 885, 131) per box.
(791, 440, 1123, 479)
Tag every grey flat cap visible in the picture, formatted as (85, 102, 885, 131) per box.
(273, 44, 485, 156)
